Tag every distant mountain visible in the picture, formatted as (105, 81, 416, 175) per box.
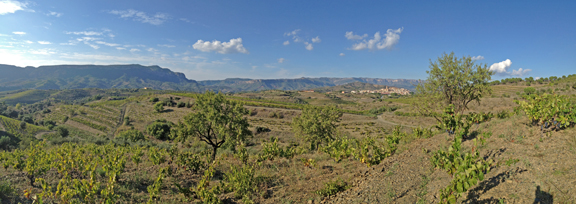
(0, 64, 419, 92)
(313, 82, 396, 92)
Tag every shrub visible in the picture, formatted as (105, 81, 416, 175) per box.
(224, 164, 258, 199)
(116, 129, 146, 142)
(314, 178, 349, 197)
(154, 102, 164, 113)
(524, 87, 536, 95)
(146, 119, 174, 140)
(149, 97, 159, 102)
(177, 101, 186, 108)
(55, 126, 69, 137)
(254, 126, 271, 134)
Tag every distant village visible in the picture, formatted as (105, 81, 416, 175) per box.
(301, 86, 411, 95)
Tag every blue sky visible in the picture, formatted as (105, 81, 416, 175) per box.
(1, 0, 575, 81)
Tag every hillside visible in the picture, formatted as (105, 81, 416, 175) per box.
(0, 64, 418, 93)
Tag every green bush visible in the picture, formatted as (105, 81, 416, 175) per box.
(314, 178, 349, 197)
(154, 102, 164, 113)
(116, 129, 146, 142)
(149, 97, 159, 102)
(146, 119, 174, 140)
(55, 126, 69, 137)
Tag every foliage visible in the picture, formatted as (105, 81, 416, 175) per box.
(321, 137, 355, 163)
(291, 105, 342, 150)
(257, 137, 296, 161)
(146, 119, 174, 140)
(55, 126, 69, 138)
(154, 102, 164, 113)
(515, 93, 576, 131)
(70, 117, 108, 132)
(431, 130, 493, 203)
(314, 178, 349, 197)
(414, 52, 493, 119)
(435, 105, 471, 137)
(178, 91, 252, 161)
(176, 151, 206, 173)
(116, 129, 146, 142)
(224, 164, 258, 199)
(176, 165, 222, 204)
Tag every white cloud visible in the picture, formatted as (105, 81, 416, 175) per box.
(511, 68, 531, 77)
(349, 28, 403, 51)
(147, 48, 158, 52)
(109, 9, 169, 25)
(304, 42, 313, 50)
(86, 43, 99, 49)
(158, 44, 175, 48)
(339, 53, 345, 56)
(12, 31, 26, 35)
(116, 47, 126, 50)
(489, 59, 531, 76)
(130, 48, 140, 52)
(95, 41, 120, 47)
(471, 55, 485, 60)
(345, 31, 367, 40)
(180, 18, 191, 23)
(489, 59, 512, 74)
(311, 36, 321, 43)
(535, 77, 541, 80)
(192, 38, 249, 54)
(283, 41, 290, 46)
(47, 11, 62, 17)
(25, 40, 33, 44)
(29, 49, 56, 55)
(277, 58, 285, 63)
(37, 41, 51, 45)
(65, 31, 103, 36)
(0, 0, 27, 15)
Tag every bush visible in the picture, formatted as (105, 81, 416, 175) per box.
(177, 101, 186, 108)
(314, 178, 349, 197)
(55, 126, 69, 137)
(62, 116, 69, 123)
(146, 119, 174, 140)
(149, 97, 159, 102)
(116, 129, 146, 142)
(254, 126, 271, 134)
(19, 121, 26, 129)
(524, 87, 536, 95)
(154, 102, 164, 113)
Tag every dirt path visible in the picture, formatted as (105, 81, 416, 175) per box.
(110, 103, 128, 136)
(35, 131, 56, 139)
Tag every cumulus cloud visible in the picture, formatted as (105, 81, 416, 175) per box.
(311, 36, 321, 43)
(345, 31, 367, 40)
(339, 53, 345, 56)
(47, 11, 62, 17)
(489, 59, 512, 74)
(304, 42, 313, 51)
(284, 29, 300, 37)
(489, 59, 531, 77)
(277, 58, 285, 63)
(109, 9, 169, 25)
(37, 41, 51, 45)
(192, 38, 249, 54)
(471, 55, 484, 60)
(0, 0, 27, 15)
(283, 41, 290, 45)
(349, 28, 403, 51)
(25, 40, 33, 44)
(12, 31, 26, 35)
(65, 31, 103, 36)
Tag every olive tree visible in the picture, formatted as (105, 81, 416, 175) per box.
(178, 91, 251, 161)
(414, 52, 493, 121)
(291, 105, 342, 150)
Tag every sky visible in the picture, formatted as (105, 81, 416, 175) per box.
(0, 0, 575, 81)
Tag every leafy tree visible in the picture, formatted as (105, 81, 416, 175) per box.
(291, 105, 342, 150)
(154, 102, 164, 113)
(146, 119, 174, 140)
(55, 126, 69, 137)
(414, 52, 494, 121)
(524, 87, 536, 95)
(178, 91, 251, 161)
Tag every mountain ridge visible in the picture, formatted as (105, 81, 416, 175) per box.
(0, 64, 419, 92)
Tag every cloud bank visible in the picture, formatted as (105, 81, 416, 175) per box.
(192, 38, 249, 54)
(0, 0, 27, 15)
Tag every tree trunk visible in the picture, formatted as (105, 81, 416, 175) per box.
(211, 146, 218, 162)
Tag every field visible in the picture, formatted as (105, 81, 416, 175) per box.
(0, 77, 575, 203)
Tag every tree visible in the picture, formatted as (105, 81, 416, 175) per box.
(154, 102, 164, 113)
(414, 52, 494, 120)
(55, 126, 69, 137)
(291, 105, 342, 150)
(116, 129, 146, 142)
(146, 119, 174, 140)
(178, 91, 251, 161)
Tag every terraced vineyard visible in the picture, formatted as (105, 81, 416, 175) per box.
(0, 115, 48, 137)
